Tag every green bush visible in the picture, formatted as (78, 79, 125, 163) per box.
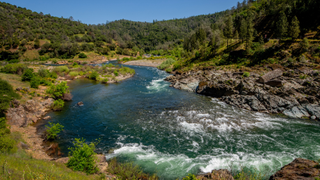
(50, 72, 58, 79)
(165, 68, 173, 73)
(1, 63, 27, 74)
(0, 117, 17, 153)
(52, 99, 64, 111)
(102, 78, 108, 83)
(79, 53, 87, 58)
(30, 76, 41, 88)
(46, 81, 69, 99)
(69, 71, 79, 77)
(45, 122, 64, 140)
(113, 70, 119, 76)
(89, 71, 99, 80)
(67, 138, 99, 174)
(182, 174, 198, 180)
(38, 68, 50, 78)
(21, 69, 34, 81)
(119, 67, 135, 75)
(0, 79, 21, 116)
(158, 58, 176, 70)
(243, 72, 250, 77)
(53, 66, 69, 74)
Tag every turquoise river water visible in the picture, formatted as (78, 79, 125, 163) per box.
(40, 62, 320, 179)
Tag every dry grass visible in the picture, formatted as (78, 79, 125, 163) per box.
(0, 73, 30, 89)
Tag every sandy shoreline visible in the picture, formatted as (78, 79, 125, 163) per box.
(123, 59, 165, 67)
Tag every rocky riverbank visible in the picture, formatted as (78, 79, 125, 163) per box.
(197, 158, 320, 180)
(165, 65, 320, 120)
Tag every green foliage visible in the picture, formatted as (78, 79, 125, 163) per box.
(0, 79, 21, 116)
(158, 58, 176, 70)
(89, 71, 99, 80)
(107, 158, 157, 180)
(300, 38, 310, 52)
(38, 68, 50, 78)
(118, 67, 135, 75)
(21, 68, 34, 81)
(45, 122, 64, 140)
(46, 81, 69, 99)
(276, 11, 288, 38)
(69, 71, 79, 77)
(243, 72, 250, 77)
(78, 53, 87, 58)
(1, 64, 27, 75)
(0, 117, 17, 153)
(113, 70, 119, 76)
(53, 66, 69, 74)
(183, 174, 198, 180)
(52, 99, 64, 111)
(30, 76, 41, 88)
(67, 138, 99, 174)
(165, 68, 173, 73)
(289, 16, 300, 39)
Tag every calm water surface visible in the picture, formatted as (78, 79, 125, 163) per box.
(42, 62, 320, 179)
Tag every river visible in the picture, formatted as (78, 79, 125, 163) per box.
(40, 62, 320, 179)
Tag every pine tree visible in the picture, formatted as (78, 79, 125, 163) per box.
(289, 16, 300, 39)
(246, 16, 254, 53)
(234, 30, 239, 41)
(276, 12, 288, 39)
(224, 15, 234, 49)
(240, 19, 247, 43)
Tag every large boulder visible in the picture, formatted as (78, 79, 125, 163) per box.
(258, 69, 283, 84)
(269, 158, 320, 180)
(197, 169, 234, 180)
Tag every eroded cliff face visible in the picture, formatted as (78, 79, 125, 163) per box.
(165, 67, 320, 120)
(6, 98, 54, 127)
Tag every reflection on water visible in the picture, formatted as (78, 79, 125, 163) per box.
(42, 64, 320, 179)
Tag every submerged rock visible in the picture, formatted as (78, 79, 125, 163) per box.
(77, 101, 84, 106)
(269, 158, 320, 180)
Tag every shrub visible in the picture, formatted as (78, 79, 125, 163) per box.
(183, 174, 198, 180)
(0, 79, 21, 116)
(52, 99, 64, 111)
(158, 58, 176, 70)
(0, 117, 17, 153)
(46, 81, 69, 99)
(50, 72, 58, 79)
(165, 68, 173, 73)
(45, 122, 64, 140)
(21, 69, 34, 81)
(102, 78, 108, 84)
(67, 138, 98, 174)
(89, 71, 99, 80)
(113, 70, 119, 76)
(79, 53, 87, 58)
(69, 71, 79, 77)
(38, 68, 50, 77)
(1, 63, 27, 75)
(243, 72, 250, 77)
(53, 66, 69, 74)
(30, 77, 41, 88)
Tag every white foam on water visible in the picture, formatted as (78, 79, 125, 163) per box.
(146, 78, 167, 91)
(179, 121, 204, 133)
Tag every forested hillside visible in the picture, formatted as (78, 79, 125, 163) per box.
(1, 0, 320, 66)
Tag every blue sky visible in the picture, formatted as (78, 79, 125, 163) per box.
(3, 0, 240, 24)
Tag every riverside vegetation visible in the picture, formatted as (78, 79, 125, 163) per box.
(1, 0, 320, 179)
